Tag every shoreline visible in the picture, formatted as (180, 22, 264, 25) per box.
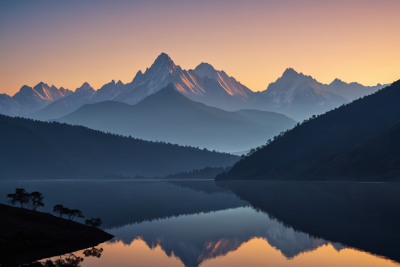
(0, 204, 113, 265)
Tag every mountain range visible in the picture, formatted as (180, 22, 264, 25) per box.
(0, 83, 72, 116)
(54, 84, 297, 152)
(1, 53, 389, 122)
(216, 80, 400, 181)
(0, 114, 238, 179)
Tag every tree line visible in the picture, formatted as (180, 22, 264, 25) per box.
(6, 188, 102, 228)
(231, 86, 389, 171)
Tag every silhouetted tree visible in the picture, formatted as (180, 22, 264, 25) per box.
(85, 218, 102, 228)
(83, 247, 103, 258)
(53, 205, 65, 218)
(29, 191, 44, 211)
(64, 208, 84, 221)
(7, 188, 30, 208)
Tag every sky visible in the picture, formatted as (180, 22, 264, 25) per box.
(0, 0, 399, 95)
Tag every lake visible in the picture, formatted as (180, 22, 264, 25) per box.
(1, 180, 399, 267)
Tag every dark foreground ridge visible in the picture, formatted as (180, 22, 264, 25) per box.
(0, 204, 113, 266)
(217, 80, 400, 182)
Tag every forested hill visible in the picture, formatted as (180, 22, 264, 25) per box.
(0, 115, 238, 179)
(216, 80, 400, 182)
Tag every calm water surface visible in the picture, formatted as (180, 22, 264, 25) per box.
(1, 180, 399, 267)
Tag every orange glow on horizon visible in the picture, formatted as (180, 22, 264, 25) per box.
(1, 0, 399, 96)
(57, 237, 400, 267)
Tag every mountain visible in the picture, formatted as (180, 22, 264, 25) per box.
(252, 68, 348, 121)
(0, 82, 72, 117)
(112, 55, 370, 121)
(216, 79, 400, 182)
(113, 53, 250, 111)
(55, 84, 297, 152)
(59, 87, 73, 97)
(3, 53, 388, 122)
(28, 82, 95, 121)
(0, 114, 238, 179)
(194, 63, 254, 102)
(91, 80, 126, 103)
(326, 78, 389, 101)
(0, 94, 21, 116)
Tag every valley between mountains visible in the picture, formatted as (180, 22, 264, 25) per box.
(0, 53, 397, 181)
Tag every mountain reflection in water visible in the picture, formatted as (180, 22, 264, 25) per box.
(106, 207, 344, 267)
(1, 180, 399, 266)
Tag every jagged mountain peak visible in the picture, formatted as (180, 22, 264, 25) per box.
(81, 82, 91, 88)
(154, 52, 174, 64)
(76, 82, 94, 93)
(194, 63, 217, 78)
(35, 81, 46, 86)
(330, 78, 348, 85)
(33, 82, 50, 90)
(18, 85, 33, 93)
(151, 53, 178, 74)
(156, 52, 171, 61)
(281, 68, 300, 78)
(116, 80, 124, 86)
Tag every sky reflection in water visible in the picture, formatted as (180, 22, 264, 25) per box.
(1, 180, 399, 266)
(67, 207, 399, 267)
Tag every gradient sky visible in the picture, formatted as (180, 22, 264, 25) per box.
(1, 0, 399, 95)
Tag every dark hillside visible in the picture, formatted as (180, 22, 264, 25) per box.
(0, 115, 239, 179)
(217, 80, 400, 181)
(305, 120, 400, 180)
(0, 121, 66, 178)
(0, 204, 113, 265)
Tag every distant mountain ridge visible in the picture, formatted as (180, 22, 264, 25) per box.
(54, 83, 297, 152)
(1, 53, 389, 121)
(0, 82, 73, 116)
(252, 68, 350, 120)
(28, 82, 95, 120)
(325, 78, 389, 101)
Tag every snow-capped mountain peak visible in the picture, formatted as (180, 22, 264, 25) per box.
(194, 62, 253, 101)
(76, 82, 94, 93)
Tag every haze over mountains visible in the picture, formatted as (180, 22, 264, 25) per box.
(1, 53, 389, 122)
(217, 80, 400, 181)
(0, 114, 238, 179)
(55, 84, 296, 152)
